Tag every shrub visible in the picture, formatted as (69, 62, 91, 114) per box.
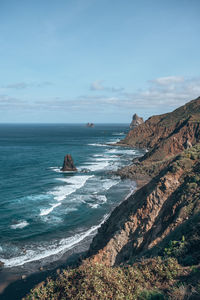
(137, 290, 165, 300)
(164, 236, 186, 258)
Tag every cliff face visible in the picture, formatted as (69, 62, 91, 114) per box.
(88, 97, 200, 267)
(88, 146, 200, 266)
(119, 97, 200, 162)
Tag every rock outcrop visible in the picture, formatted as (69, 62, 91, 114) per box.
(61, 154, 77, 172)
(118, 97, 200, 162)
(86, 123, 94, 128)
(129, 113, 144, 129)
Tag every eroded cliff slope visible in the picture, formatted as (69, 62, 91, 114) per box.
(88, 97, 200, 267)
(119, 97, 200, 162)
(88, 145, 200, 266)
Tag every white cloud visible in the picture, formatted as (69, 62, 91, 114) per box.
(90, 80, 105, 91)
(1, 76, 200, 116)
(2, 81, 53, 90)
(90, 80, 124, 93)
(151, 76, 184, 86)
(4, 82, 29, 89)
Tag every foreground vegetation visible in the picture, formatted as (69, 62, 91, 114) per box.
(24, 255, 200, 299)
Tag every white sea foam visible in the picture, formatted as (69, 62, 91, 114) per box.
(87, 195, 107, 209)
(97, 195, 107, 202)
(88, 203, 99, 209)
(112, 132, 125, 136)
(1, 214, 109, 268)
(40, 203, 61, 216)
(88, 143, 106, 147)
(124, 184, 137, 200)
(106, 148, 136, 155)
(106, 148, 117, 154)
(107, 138, 120, 144)
(81, 161, 109, 172)
(10, 221, 29, 229)
(50, 175, 94, 202)
(102, 179, 119, 191)
(95, 157, 117, 162)
(50, 167, 76, 173)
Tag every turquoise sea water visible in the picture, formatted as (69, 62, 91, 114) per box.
(0, 124, 143, 270)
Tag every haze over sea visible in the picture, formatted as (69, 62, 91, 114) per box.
(0, 124, 143, 273)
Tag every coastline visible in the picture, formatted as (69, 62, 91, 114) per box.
(0, 138, 145, 300)
(0, 185, 138, 300)
(0, 142, 142, 299)
(0, 234, 93, 299)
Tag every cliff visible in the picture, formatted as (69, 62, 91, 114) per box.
(88, 145, 200, 266)
(87, 97, 200, 267)
(119, 97, 200, 162)
(25, 97, 200, 300)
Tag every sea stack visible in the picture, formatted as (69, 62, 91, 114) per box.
(61, 154, 77, 172)
(86, 123, 94, 128)
(129, 113, 144, 129)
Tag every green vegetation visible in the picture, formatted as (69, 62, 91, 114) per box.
(164, 236, 186, 258)
(25, 258, 182, 300)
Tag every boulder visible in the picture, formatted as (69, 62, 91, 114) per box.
(130, 114, 144, 129)
(61, 154, 77, 172)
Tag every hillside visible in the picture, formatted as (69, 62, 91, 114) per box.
(88, 145, 200, 266)
(25, 97, 200, 299)
(118, 97, 200, 162)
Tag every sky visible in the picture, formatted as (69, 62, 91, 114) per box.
(0, 0, 200, 123)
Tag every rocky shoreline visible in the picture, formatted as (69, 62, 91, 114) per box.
(0, 144, 139, 299)
(4, 97, 200, 299)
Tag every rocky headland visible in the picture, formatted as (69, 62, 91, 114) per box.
(25, 97, 200, 299)
(129, 113, 144, 129)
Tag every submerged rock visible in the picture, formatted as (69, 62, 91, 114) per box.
(129, 113, 144, 129)
(61, 154, 77, 172)
(0, 261, 4, 269)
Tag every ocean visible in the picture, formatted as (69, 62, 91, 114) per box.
(0, 124, 143, 273)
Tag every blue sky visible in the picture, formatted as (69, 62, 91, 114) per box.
(0, 0, 200, 123)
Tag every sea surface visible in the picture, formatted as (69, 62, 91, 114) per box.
(0, 124, 143, 272)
